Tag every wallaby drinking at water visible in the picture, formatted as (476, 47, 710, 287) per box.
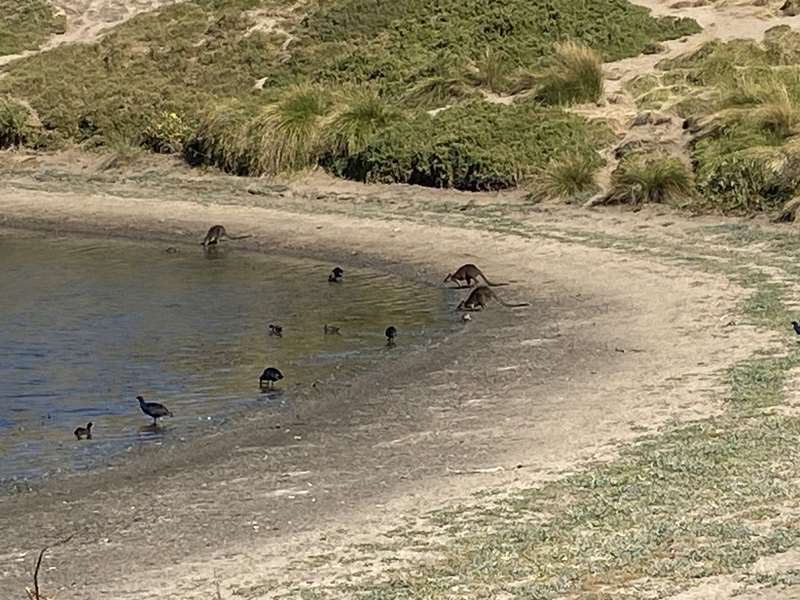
(457, 286, 529, 311)
(201, 225, 252, 247)
(74, 422, 93, 440)
(444, 264, 508, 288)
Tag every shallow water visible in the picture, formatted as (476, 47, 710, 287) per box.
(0, 233, 456, 483)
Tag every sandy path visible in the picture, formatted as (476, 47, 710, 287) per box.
(0, 181, 769, 599)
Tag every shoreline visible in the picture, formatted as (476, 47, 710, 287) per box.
(0, 180, 770, 599)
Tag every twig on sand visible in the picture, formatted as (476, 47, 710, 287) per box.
(26, 534, 75, 600)
(446, 465, 507, 476)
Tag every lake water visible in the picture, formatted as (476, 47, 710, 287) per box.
(0, 233, 456, 484)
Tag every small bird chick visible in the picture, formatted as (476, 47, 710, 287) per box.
(385, 326, 397, 346)
(269, 324, 283, 337)
(792, 321, 800, 336)
(323, 324, 341, 335)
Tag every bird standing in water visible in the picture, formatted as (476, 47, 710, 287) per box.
(137, 395, 173, 426)
(328, 267, 344, 282)
(792, 321, 800, 336)
(385, 326, 397, 346)
(259, 367, 284, 389)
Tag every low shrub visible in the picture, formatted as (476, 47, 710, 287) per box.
(0, 0, 65, 55)
(141, 111, 192, 154)
(696, 145, 800, 212)
(329, 100, 607, 191)
(0, 97, 35, 148)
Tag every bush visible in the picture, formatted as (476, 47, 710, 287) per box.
(696, 145, 800, 212)
(465, 48, 513, 94)
(329, 100, 607, 191)
(607, 156, 694, 205)
(0, 97, 34, 148)
(535, 41, 604, 106)
(142, 111, 192, 154)
(528, 152, 601, 202)
(0, 0, 65, 55)
(183, 100, 254, 174)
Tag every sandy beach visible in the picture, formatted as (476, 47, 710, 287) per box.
(0, 159, 772, 598)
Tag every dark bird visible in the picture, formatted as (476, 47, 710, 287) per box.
(74, 422, 93, 440)
(792, 321, 800, 335)
(269, 324, 283, 337)
(259, 367, 284, 389)
(323, 324, 341, 335)
(328, 266, 344, 282)
(137, 395, 173, 425)
(385, 326, 397, 346)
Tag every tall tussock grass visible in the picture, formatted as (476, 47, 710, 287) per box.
(183, 100, 253, 174)
(535, 41, 604, 106)
(322, 88, 403, 159)
(528, 151, 600, 202)
(242, 84, 333, 175)
(607, 156, 694, 205)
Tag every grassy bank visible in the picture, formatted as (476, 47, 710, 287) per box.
(625, 27, 800, 215)
(0, 0, 698, 188)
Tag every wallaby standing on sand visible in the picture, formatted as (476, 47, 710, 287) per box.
(444, 264, 508, 288)
(201, 225, 252, 247)
(457, 286, 529, 311)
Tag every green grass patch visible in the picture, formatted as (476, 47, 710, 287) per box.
(0, 0, 65, 56)
(607, 156, 694, 205)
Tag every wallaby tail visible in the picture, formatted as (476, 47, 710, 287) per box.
(477, 269, 509, 287)
(495, 294, 529, 308)
(227, 234, 252, 240)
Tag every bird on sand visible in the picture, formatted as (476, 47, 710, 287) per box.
(792, 321, 800, 336)
(328, 267, 344, 283)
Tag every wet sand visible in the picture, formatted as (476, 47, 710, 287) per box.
(0, 175, 766, 599)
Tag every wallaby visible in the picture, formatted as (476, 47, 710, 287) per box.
(201, 225, 252, 247)
(456, 285, 529, 311)
(444, 264, 508, 288)
(74, 422, 93, 440)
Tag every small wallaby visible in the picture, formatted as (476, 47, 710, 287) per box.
(74, 422, 93, 440)
(457, 285, 529, 311)
(201, 225, 252, 247)
(328, 266, 344, 282)
(269, 324, 283, 337)
(444, 264, 508, 288)
(323, 324, 341, 335)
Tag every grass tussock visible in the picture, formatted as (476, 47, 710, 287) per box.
(322, 88, 403, 160)
(465, 48, 513, 95)
(242, 84, 333, 175)
(528, 151, 601, 203)
(607, 156, 694, 205)
(535, 41, 605, 106)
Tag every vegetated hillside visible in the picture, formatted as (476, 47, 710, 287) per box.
(623, 26, 800, 215)
(0, 0, 65, 55)
(0, 0, 699, 190)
